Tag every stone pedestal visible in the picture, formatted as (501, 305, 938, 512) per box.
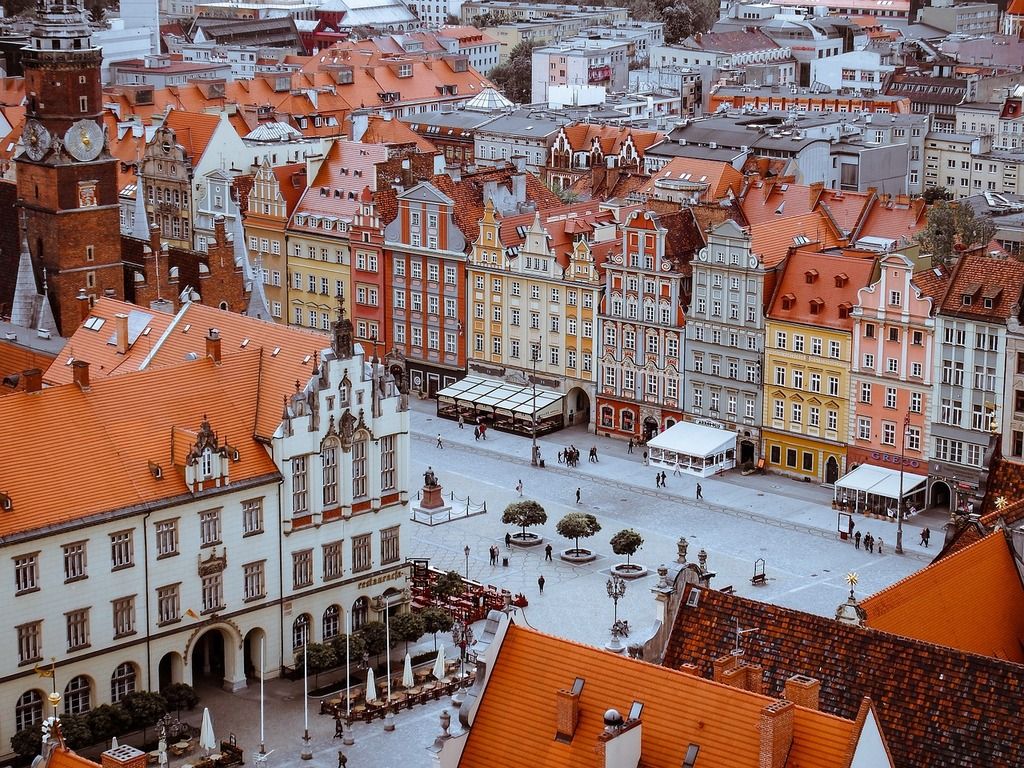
(421, 485, 445, 509)
(413, 484, 452, 523)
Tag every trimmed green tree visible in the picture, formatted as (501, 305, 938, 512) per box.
(161, 683, 200, 719)
(419, 606, 454, 650)
(295, 642, 337, 687)
(390, 612, 425, 654)
(433, 570, 466, 602)
(610, 529, 644, 565)
(10, 724, 43, 760)
(120, 691, 167, 741)
(58, 713, 93, 750)
(330, 632, 367, 666)
(357, 621, 388, 666)
(86, 704, 131, 745)
(556, 512, 602, 554)
(502, 500, 547, 541)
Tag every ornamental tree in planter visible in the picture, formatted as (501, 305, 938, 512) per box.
(419, 606, 454, 650)
(610, 529, 644, 566)
(433, 570, 466, 602)
(390, 612, 426, 654)
(501, 500, 547, 543)
(556, 512, 602, 556)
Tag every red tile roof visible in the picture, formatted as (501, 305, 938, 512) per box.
(665, 585, 1024, 768)
(360, 115, 437, 152)
(291, 139, 389, 227)
(768, 250, 875, 328)
(162, 109, 222, 163)
(0, 339, 59, 387)
(639, 156, 744, 202)
(937, 252, 1024, 320)
(749, 211, 844, 268)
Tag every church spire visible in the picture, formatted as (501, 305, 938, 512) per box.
(10, 211, 40, 329)
(131, 171, 152, 241)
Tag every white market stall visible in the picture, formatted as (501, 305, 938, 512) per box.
(646, 422, 736, 478)
(833, 463, 927, 516)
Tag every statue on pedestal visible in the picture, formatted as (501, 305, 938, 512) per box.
(424, 467, 438, 488)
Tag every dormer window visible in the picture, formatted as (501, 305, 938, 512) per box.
(962, 294, 973, 306)
(781, 293, 795, 310)
(805, 270, 819, 284)
(201, 447, 214, 477)
(983, 297, 994, 309)
(835, 273, 848, 288)
(809, 298, 824, 315)
(838, 302, 852, 318)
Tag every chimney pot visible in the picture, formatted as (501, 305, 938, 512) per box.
(101, 744, 147, 768)
(207, 327, 222, 364)
(77, 289, 92, 324)
(23, 368, 42, 393)
(555, 689, 580, 742)
(72, 360, 91, 391)
(784, 675, 821, 711)
(114, 312, 130, 355)
(759, 700, 795, 768)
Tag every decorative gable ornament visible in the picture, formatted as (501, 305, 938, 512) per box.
(178, 417, 231, 493)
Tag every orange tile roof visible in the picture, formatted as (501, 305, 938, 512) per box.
(459, 623, 858, 768)
(640, 156, 744, 202)
(862, 531, 1024, 662)
(162, 109, 222, 163)
(0, 339, 59, 384)
(742, 180, 873, 237)
(749, 211, 844, 267)
(858, 197, 927, 241)
(47, 746, 100, 768)
(768, 250, 876, 328)
(291, 139, 389, 226)
(0, 351, 280, 539)
(361, 115, 436, 152)
(937, 251, 1024, 320)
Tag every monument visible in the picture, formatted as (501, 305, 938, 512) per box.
(412, 466, 453, 523)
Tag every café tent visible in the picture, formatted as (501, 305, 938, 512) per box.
(646, 422, 736, 478)
(834, 463, 927, 513)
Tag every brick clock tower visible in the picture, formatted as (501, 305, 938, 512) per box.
(15, 0, 124, 335)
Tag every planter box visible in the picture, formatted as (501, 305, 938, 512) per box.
(611, 563, 648, 579)
(560, 548, 597, 563)
(511, 533, 544, 548)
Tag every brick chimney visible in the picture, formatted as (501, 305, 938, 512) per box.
(809, 181, 824, 207)
(101, 744, 147, 768)
(714, 654, 764, 695)
(115, 312, 130, 355)
(72, 360, 90, 391)
(206, 328, 222, 364)
(77, 288, 92, 324)
(784, 675, 820, 711)
(758, 700, 794, 768)
(23, 368, 42, 393)
(555, 688, 580, 742)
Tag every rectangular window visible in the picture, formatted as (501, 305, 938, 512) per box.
(786, 449, 797, 468)
(802, 452, 813, 472)
(776, 331, 787, 349)
(828, 377, 839, 397)
(381, 525, 401, 564)
(110, 531, 134, 570)
(14, 553, 39, 594)
(791, 403, 802, 424)
(323, 541, 344, 581)
(353, 534, 372, 572)
(112, 596, 136, 638)
(243, 561, 266, 601)
(352, 438, 367, 498)
(793, 335, 804, 353)
(829, 340, 841, 358)
(858, 417, 871, 440)
(882, 422, 896, 445)
(906, 427, 921, 452)
(17, 621, 42, 664)
(157, 584, 180, 624)
(808, 406, 819, 427)
(292, 549, 313, 589)
(774, 399, 784, 420)
(380, 434, 396, 491)
(827, 410, 838, 431)
(66, 608, 90, 651)
(63, 542, 87, 582)
(774, 366, 785, 386)
(811, 338, 822, 356)
(201, 573, 224, 613)
(885, 387, 897, 409)
(292, 456, 308, 513)
(242, 498, 263, 535)
(322, 444, 338, 507)
(199, 509, 221, 547)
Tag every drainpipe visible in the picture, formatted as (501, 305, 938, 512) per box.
(277, 476, 286, 676)
(143, 508, 154, 691)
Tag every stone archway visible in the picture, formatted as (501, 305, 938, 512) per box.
(188, 625, 245, 692)
(566, 387, 590, 426)
(243, 628, 267, 681)
(825, 456, 840, 484)
(643, 416, 659, 442)
(158, 651, 184, 692)
(931, 480, 951, 510)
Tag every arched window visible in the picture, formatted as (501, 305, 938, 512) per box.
(201, 447, 213, 478)
(15, 690, 43, 732)
(292, 614, 311, 650)
(111, 662, 136, 703)
(64, 676, 91, 715)
(322, 605, 341, 640)
(352, 597, 369, 630)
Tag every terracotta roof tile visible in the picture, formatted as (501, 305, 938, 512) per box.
(665, 586, 1024, 768)
(460, 623, 857, 768)
(640, 157, 744, 202)
(768, 250, 875, 328)
(162, 109, 222, 163)
(938, 252, 1024, 319)
(0, 339, 59, 387)
(749, 211, 844, 268)
(47, 746, 100, 768)
(981, 458, 1024, 527)
(862, 531, 1024, 661)
(360, 115, 437, 152)
(292, 140, 389, 226)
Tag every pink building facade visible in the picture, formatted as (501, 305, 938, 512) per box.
(848, 253, 935, 478)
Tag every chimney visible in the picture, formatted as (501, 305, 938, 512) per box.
(758, 700, 794, 768)
(555, 688, 580, 743)
(206, 328, 222, 364)
(809, 181, 823, 207)
(149, 222, 162, 255)
(597, 709, 642, 768)
(712, 653, 739, 683)
(114, 312, 130, 355)
(213, 215, 227, 248)
(511, 154, 527, 173)
(23, 368, 42, 393)
(72, 360, 91, 391)
(784, 675, 820, 711)
(101, 744, 147, 768)
(678, 663, 699, 675)
(77, 288, 92, 324)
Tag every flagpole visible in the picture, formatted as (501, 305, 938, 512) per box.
(300, 630, 311, 760)
(343, 613, 354, 746)
(259, 638, 265, 754)
(384, 602, 395, 732)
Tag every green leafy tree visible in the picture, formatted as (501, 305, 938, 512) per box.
(489, 40, 537, 103)
(556, 512, 602, 553)
(10, 724, 43, 759)
(58, 713, 93, 750)
(119, 691, 167, 740)
(610, 529, 644, 565)
(86, 704, 131, 745)
(501, 500, 548, 540)
(161, 683, 200, 719)
(922, 185, 952, 203)
(390, 612, 425, 654)
(357, 621, 388, 665)
(433, 570, 466, 602)
(295, 642, 337, 686)
(419, 606, 454, 650)
(330, 632, 367, 667)
(916, 200, 996, 267)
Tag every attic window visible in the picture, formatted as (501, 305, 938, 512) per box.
(809, 298, 824, 315)
(962, 294, 972, 305)
(682, 745, 700, 768)
(781, 293, 796, 310)
(834, 273, 848, 287)
(83, 316, 105, 331)
(804, 269, 819, 284)
(838, 302, 852, 318)
(983, 297, 994, 309)
(0, 492, 11, 511)
(397, 64, 412, 78)
(793, 235, 810, 246)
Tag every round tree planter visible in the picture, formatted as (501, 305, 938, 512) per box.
(560, 548, 597, 563)
(611, 563, 648, 579)
(511, 533, 544, 548)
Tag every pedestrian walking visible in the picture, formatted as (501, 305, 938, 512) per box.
(865, 533, 874, 553)
(589, 446, 598, 463)
(516, 479, 523, 496)
(920, 527, 930, 547)
(847, 517, 855, 538)
(505, 532, 512, 550)
(575, 487, 581, 504)
(642, 451, 648, 466)
(696, 482, 703, 500)
(480, 423, 487, 440)
(473, 426, 480, 441)
(660, 471, 667, 487)
(436, 433, 444, 449)
(877, 537, 884, 555)
(458, 414, 465, 429)
(854, 531, 861, 550)
(537, 574, 545, 594)
(545, 543, 553, 561)
(488, 545, 496, 566)
(673, 461, 682, 477)
(627, 438, 634, 454)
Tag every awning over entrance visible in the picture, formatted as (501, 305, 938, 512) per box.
(834, 463, 927, 506)
(646, 421, 736, 478)
(435, 375, 566, 437)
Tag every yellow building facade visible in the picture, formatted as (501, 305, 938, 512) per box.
(285, 214, 351, 332)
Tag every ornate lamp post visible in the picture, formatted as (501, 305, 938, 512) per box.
(605, 574, 627, 653)
(463, 544, 471, 580)
(450, 620, 475, 706)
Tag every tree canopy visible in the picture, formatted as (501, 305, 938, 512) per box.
(502, 499, 548, 537)
(610, 529, 644, 564)
(433, 569, 466, 602)
(915, 200, 996, 267)
(556, 512, 602, 552)
(420, 606, 455, 650)
(390, 612, 426, 653)
(489, 40, 537, 103)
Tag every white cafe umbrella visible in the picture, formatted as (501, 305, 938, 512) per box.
(431, 647, 445, 680)
(199, 707, 217, 755)
(402, 652, 414, 689)
(110, 737, 119, 750)
(157, 739, 167, 768)
(366, 666, 378, 703)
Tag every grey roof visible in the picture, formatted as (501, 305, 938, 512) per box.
(244, 122, 304, 142)
(475, 109, 564, 138)
(646, 140, 745, 162)
(400, 110, 498, 132)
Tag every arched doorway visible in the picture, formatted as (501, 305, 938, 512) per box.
(931, 480, 951, 509)
(243, 628, 266, 681)
(643, 416, 659, 442)
(825, 456, 840, 484)
(740, 440, 755, 465)
(566, 387, 590, 426)
(192, 629, 227, 686)
(159, 652, 184, 691)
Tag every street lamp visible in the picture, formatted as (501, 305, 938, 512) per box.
(606, 575, 627, 653)
(530, 347, 540, 466)
(450, 620, 475, 706)
(896, 411, 910, 555)
(463, 545, 471, 580)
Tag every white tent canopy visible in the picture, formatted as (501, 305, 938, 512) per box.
(646, 422, 737, 478)
(834, 463, 927, 509)
(436, 375, 564, 416)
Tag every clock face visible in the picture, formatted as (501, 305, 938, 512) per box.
(22, 119, 51, 162)
(64, 119, 104, 162)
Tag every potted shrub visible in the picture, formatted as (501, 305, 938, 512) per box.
(418, 606, 454, 651)
(390, 612, 425, 655)
(610, 528, 648, 578)
(556, 512, 601, 562)
(501, 500, 547, 546)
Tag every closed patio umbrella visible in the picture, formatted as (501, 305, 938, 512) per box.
(431, 647, 445, 680)
(402, 652, 414, 689)
(199, 707, 217, 755)
(366, 666, 378, 702)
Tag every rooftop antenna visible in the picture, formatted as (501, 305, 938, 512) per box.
(731, 617, 758, 656)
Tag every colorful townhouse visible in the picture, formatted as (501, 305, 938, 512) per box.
(848, 252, 941, 479)
(597, 203, 699, 441)
(466, 200, 624, 426)
(762, 251, 875, 483)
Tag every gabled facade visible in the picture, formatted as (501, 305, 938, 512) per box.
(546, 124, 662, 193)
(685, 220, 765, 466)
(848, 253, 935, 476)
(138, 120, 195, 251)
